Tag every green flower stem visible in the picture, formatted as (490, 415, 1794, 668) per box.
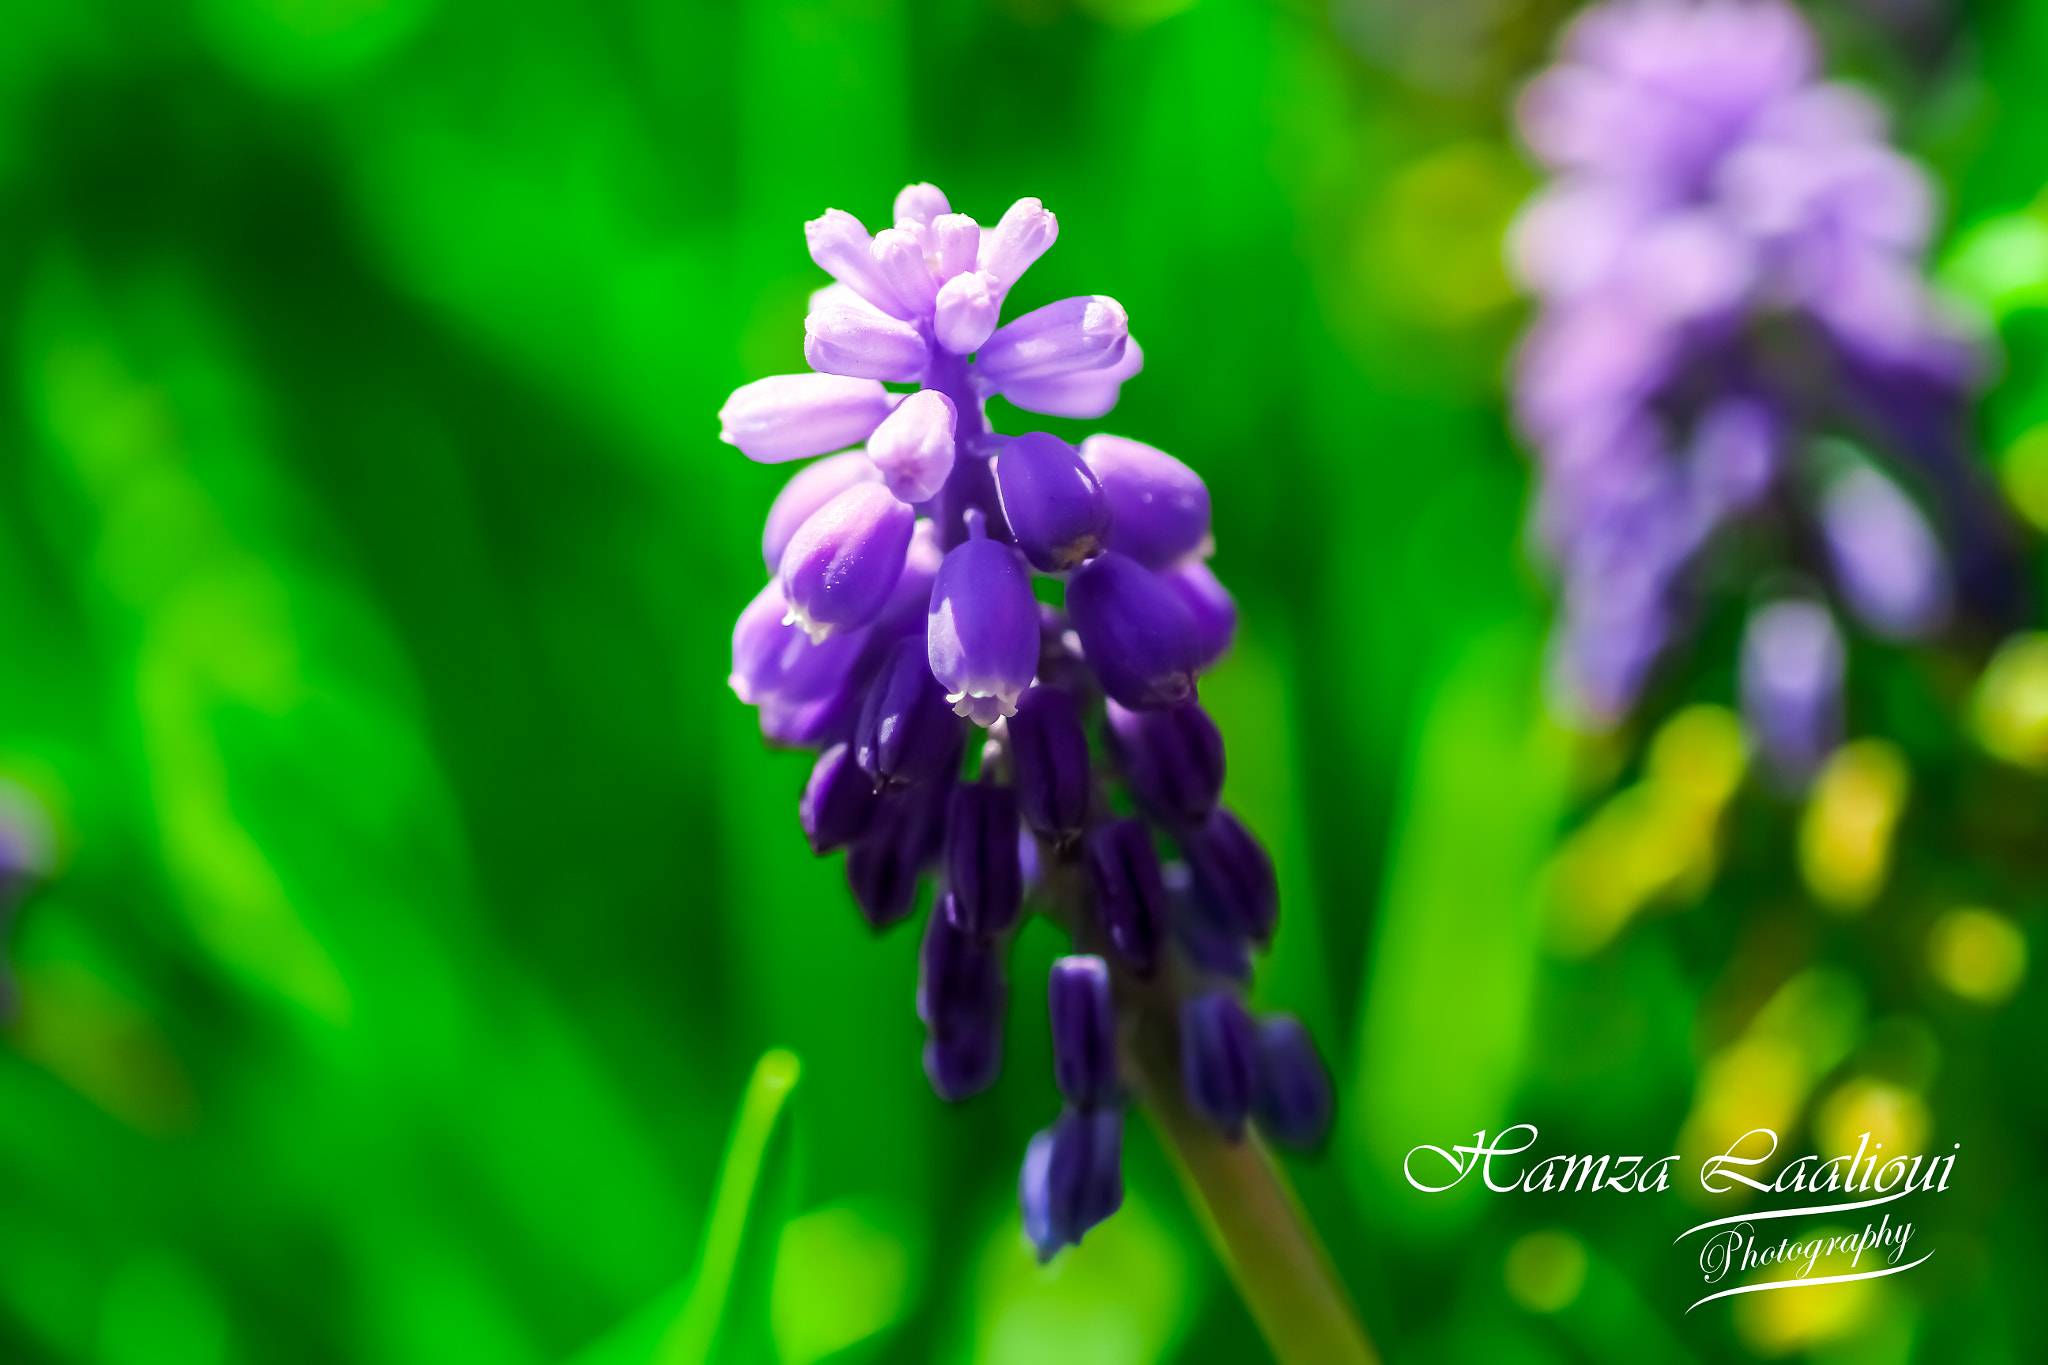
(1037, 846, 1378, 1365)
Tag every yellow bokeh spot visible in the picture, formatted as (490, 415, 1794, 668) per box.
(2000, 424, 2048, 531)
(1731, 1227, 1881, 1358)
(1503, 1229, 1586, 1314)
(1799, 740, 1909, 913)
(1972, 633, 2048, 769)
(1368, 143, 1528, 328)
(1813, 1078, 1929, 1164)
(1928, 907, 2028, 1005)
(1546, 705, 1747, 956)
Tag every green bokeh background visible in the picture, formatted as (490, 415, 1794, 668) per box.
(2, 0, 2046, 1361)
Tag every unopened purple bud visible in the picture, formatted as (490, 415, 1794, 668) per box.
(856, 635, 965, 788)
(995, 432, 1112, 572)
(944, 782, 1023, 937)
(1253, 1014, 1332, 1149)
(871, 228, 940, 319)
(846, 778, 950, 928)
(1049, 956, 1117, 1110)
(1085, 819, 1170, 977)
(977, 297, 1129, 387)
(934, 271, 1001, 355)
(803, 306, 930, 383)
(1020, 1106, 1123, 1261)
(894, 182, 950, 225)
(719, 373, 897, 464)
(1180, 807, 1276, 942)
(866, 390, 956, 504)
(1080, 435, 1212, 570)
(779, 483, 915, 642)
(928, 514, 1041, 725)
(932, 215, 980, 282)
(801, 742, 881, 854)
(1105, 699, 1224, 826)
(1181, 992, 1257, 1140)
(978, 197, 1059, 294)
(1819, 466, 1949, 640)
(762, 451, 881, 572)
(1157, 559, 1236, 671)
(805, 208, 918, 320)
(1067, 553, 1199, 711)
(1008, 685, 1091, 838)
(920, 899, 1007, 1100)
(1001, 337, 1144, 421)
(1741, 599, 1843, 786)
(729, 580, 868, 705)
(1689, 397, 1778, 519)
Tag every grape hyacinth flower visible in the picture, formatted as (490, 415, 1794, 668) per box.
(718, 184, 1342, 1274)
(1508, 0, 2022, 742)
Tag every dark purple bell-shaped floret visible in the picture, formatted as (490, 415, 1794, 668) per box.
(1080, 434, 1211, 571)
(1182, 991, 1257, 1140)
(1253, 1014, 1333, 1149)
(1020, 1106, 1124, 1261)
(1007, 684, 1091, 839)
(1105, 699, 1224, 826)
(778, 482, 915, 642)
(845, 777, 951, 929)
(1180, 806, 1277, 943)
(856, 636, 965, 788)
(730, 580, 870, 707)
(1168, 860, 1253, 981)
(994, 432, 1112, 572)
(944, 781, 1023, 938)
(801, 742, 880, 854)
(1049, 956, 1118, 1110)
(1157, 558, 1236, 672)
(1084, 819, 1171, 977)
(928, 509, 1041, 725)
(919, 897, 1008, 1100)
(1066, 552, 1199, 711)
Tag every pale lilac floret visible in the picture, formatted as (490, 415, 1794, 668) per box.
(868, 391, 958, 503)
(1819, 466, 1950, 640)
(1741, 598, 1844, 784)
(719, 374, 899, 464)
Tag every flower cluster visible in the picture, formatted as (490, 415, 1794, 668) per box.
(721, 184, 1332, 1257)
(1508, 0, 2018, 775)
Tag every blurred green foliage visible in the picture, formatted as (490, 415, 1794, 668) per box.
(2, 0, 2047, 1361)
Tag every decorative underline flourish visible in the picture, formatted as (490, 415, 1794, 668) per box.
(1686, 1250, 1935, 1314)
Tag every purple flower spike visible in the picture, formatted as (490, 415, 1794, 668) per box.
(1105, 699, 1225, 826)
(856, 636, 965, 789)
(1253, 1014, 1332, 1149)
(995, 432, 1112, 572)
(944, 782, 1023, 938)
(805, 208, 918, 320)
(1002, 337, 1145, 421)
(1181, 806, 1277, 943)
(929, 510, 1041, 725)
(846, 779, 950, 928)
(1008, 685, 1091, 839)
(729, 580, 868, 706)
(1066, 553, 1199, 711)
(978, 197, 1059, 296)
(1085, 820, 1170, 977)
(932, 215, 981, 282)
(894, 181, 950, 226)
(867, 390, 957, 504)
(779, 482, 915, 642)
(1741, 598, 1843, 786)
(934, 271, 1001, 355)
(1157, 558, 1237, 671)
(920, 899, 1007, 1100)
(719, 373, 898, 464)
(1049, 956, 1117, 1110)
(801, 742, 881, 854)
(1081, 435, 1212, 570)
(1819, 466, 1949, 640)
(803, 305, 930, 383)
(1020, 1106, 1123, 1261)
(762, 450, 880, 572)
(1181, 992, 1257, 1140)
(977, 297, 1129, 387)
